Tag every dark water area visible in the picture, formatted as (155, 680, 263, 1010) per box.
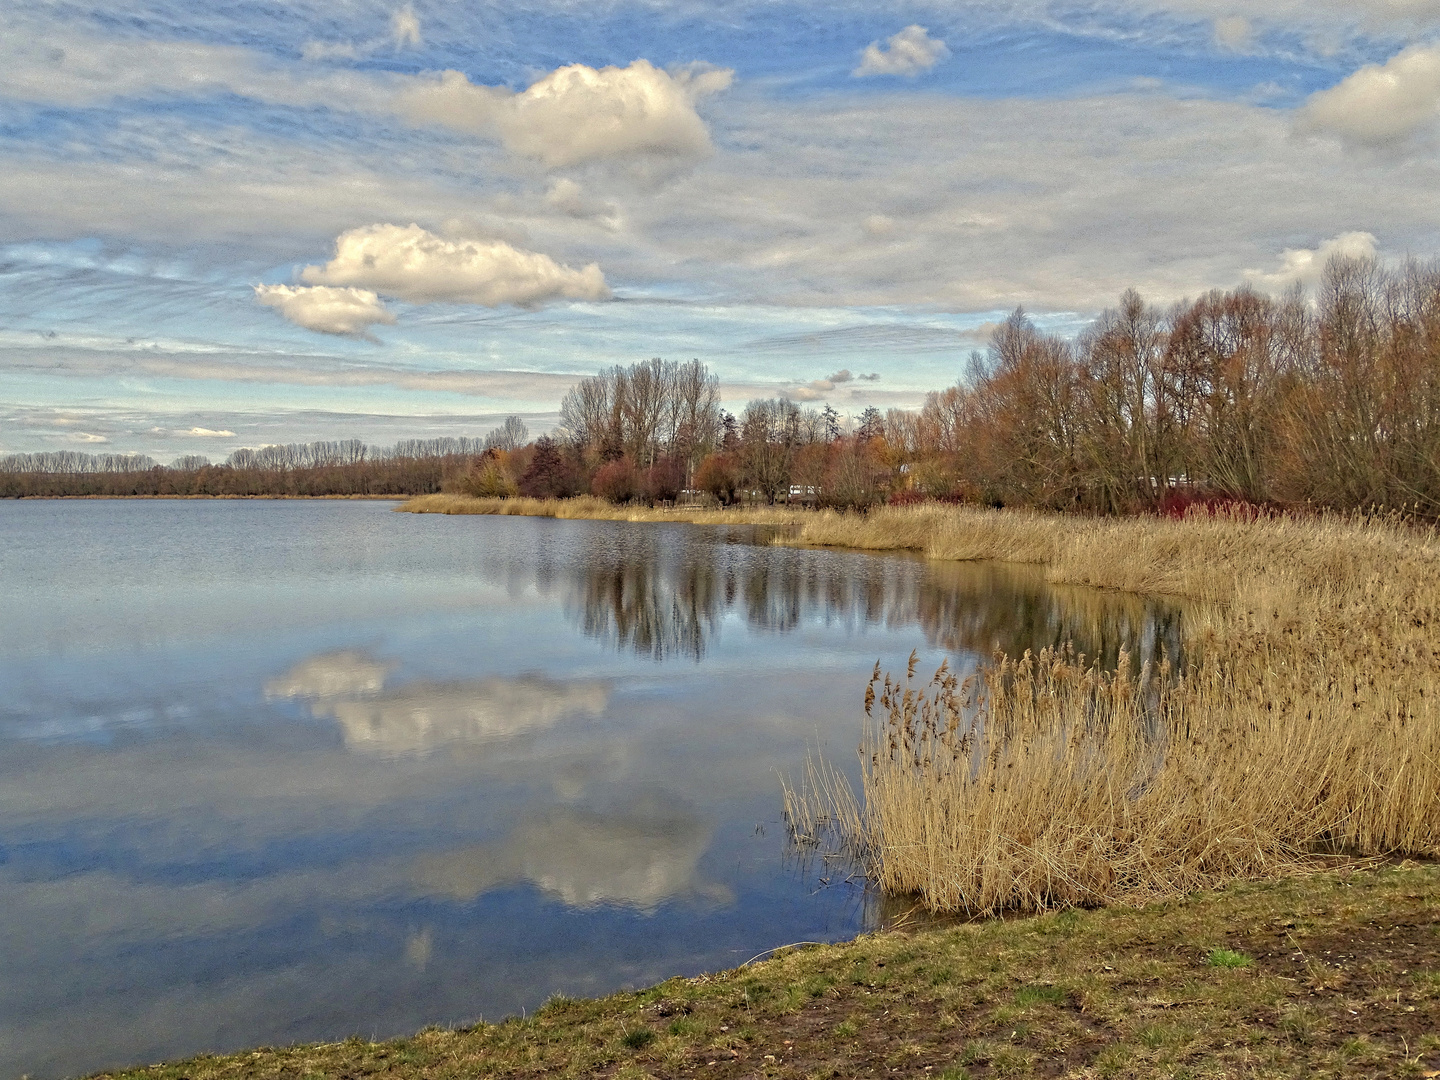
(0, 501, 1180, 1079)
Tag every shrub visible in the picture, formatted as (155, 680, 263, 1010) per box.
(694, 451, 738, 505)
(590, 457, 640, 503)
(453, 454, 517, 498)
(643, 456, 685, 504)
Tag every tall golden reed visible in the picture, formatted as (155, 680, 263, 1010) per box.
(785, 505, 1440, 914)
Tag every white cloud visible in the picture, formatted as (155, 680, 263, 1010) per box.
(853, 25, 950, 78)
(1298, 44, 1440, 147)
(399, 58, 730, 168)
(185, 427, 237, 438)
(253, 284, 397, 337)
(72, 432, 108, 443)
(1213, 15, 1254, 50)
(299, 223, 609, 307)
(390, 4, 421, 49)
(1244, 230, 1379, 288)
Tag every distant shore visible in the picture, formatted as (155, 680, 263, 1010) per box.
(8, 493, 405, 500)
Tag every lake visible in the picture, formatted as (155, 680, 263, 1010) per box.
(0, 500, 1180, 1079)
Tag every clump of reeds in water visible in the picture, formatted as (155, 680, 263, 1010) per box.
(786, 641, 1440, 916)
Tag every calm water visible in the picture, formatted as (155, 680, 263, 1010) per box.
(0, 501, 1179, 1079)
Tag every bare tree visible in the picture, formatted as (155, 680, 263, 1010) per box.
(485, 415, 529, 453)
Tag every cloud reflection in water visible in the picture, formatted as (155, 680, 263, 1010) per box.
(413, 794, 725, 911)
(267, 651, 609, 753)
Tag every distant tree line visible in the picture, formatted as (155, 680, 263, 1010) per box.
(0, 437, 504, 498)
(11, 253, 1440, 514)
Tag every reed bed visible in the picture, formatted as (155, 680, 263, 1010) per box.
(786, 505, 1440, 914)
(397, 492, 809, 526)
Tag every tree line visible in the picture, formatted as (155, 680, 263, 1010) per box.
(905, 254, 1440, 516)
(0, 436, 519, 498)
(9, 252, 1440, 514)
(459, 254, 1440, 516)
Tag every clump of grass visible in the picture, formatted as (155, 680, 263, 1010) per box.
(619, 1027, 654, 1050)
(1206, 948, 1253, 969)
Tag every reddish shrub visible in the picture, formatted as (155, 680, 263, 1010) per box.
(591, 457, 639, 503)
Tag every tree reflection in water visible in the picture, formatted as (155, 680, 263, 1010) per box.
(551, 524, 1182, 669)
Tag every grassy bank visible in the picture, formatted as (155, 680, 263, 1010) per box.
(98, 862, 1440, 1080)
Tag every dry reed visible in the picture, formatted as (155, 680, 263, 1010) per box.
(398, 492, 810, 527)
(786, 505, 1440, 914)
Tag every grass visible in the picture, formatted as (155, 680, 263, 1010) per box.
(94, 862, 1440, 1080)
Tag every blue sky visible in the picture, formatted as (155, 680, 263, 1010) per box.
(3, 0, 1438, 457)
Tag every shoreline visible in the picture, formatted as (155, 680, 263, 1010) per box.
(90, 861, 1440, 1080)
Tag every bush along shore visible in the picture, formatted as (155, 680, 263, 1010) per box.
(95, 863, 1439, 1079)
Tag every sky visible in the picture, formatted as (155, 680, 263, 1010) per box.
(2, 0, 1439, 459)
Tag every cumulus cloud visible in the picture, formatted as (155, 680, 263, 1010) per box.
(265, 650, 393, 700)
(399, 58, 730, 168)
(299, 223, 609, 307)
(253, 284, 396, 337)
(853, 25, 950, 78)
(185, 427, 236, 438)
(1213, 15, 1254, 50)
(267, 651, 609, 754)
(1244, 230, 1379, 288)
(1298, 44, 1440, 147)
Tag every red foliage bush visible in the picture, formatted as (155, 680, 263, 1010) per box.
(591, 457, 639, 503)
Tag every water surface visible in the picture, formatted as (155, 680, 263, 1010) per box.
(0, 500, 1178, 1079)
